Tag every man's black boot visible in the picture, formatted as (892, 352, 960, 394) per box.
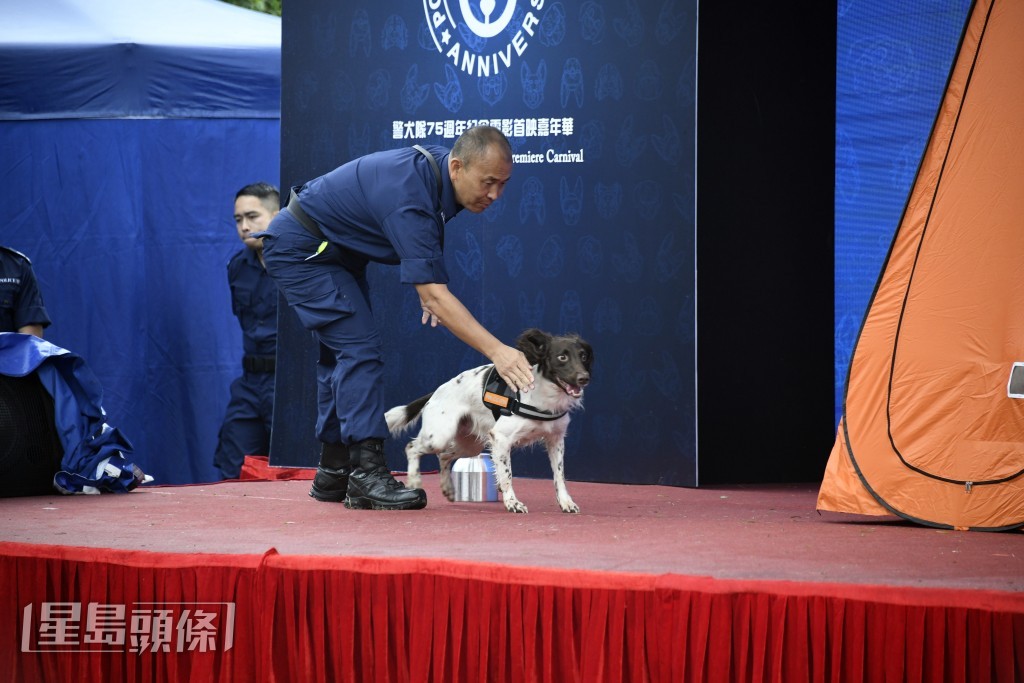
(309, 442, 351, 502)
(344, 439, 427, 510)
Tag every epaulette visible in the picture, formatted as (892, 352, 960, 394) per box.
(0, 245, 31, 263)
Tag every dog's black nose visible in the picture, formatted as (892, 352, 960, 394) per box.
(577, 375, 590, 387)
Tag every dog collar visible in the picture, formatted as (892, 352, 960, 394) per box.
(482, 366, 567, 422)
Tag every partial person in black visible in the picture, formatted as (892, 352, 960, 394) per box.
(213, 183, 280, 480)
(0, 245, 51, 337)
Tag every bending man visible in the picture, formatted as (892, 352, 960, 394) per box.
(260, 125, 534, 511)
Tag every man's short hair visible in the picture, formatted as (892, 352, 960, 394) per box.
(451, 126, 512, 167)
(235, 182, 280, 211)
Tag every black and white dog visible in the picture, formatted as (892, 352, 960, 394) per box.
(385, 329, 593, 513)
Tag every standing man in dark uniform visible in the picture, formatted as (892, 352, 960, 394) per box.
(0, 245, 51, 337)
(260, 125, 535, 510)
(213, 183, 280, 480)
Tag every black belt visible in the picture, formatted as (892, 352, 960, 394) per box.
(287, 188, 326, 241)
(243, 355, 276, 374)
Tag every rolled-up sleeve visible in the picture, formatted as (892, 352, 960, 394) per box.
(399, 257, 448, 284)
(383, 206, 448, 284)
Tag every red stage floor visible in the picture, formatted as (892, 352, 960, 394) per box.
(2, 475, 1023, 682)
(1, 476, 1021, 591)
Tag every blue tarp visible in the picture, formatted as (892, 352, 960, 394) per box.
(0, 0, 281, 484)
(834, 1, 973, 426)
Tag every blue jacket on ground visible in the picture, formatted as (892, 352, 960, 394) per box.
(0, 332, 147, 494)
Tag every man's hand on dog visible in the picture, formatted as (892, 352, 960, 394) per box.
(418, 305, 533, 390)
(415, 282, 533, 392)
(491, 345, 535, 393)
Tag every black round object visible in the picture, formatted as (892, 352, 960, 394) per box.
(0, 372, 64, 497)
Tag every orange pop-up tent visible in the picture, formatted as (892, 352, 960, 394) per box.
(818, 0, 1024, 531)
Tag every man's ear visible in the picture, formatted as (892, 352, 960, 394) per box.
(515, 328, 550, 365)
(448, 156, 463, 178)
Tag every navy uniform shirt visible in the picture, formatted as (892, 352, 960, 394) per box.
(296, 145, 461, 285)
(227, 247, 277, 356)
(0, 246, 51, 332)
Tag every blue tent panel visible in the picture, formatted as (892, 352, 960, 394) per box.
(0, 0, 281, 485)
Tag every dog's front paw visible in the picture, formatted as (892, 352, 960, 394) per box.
(560, 500, 580, 514)
(505, 498, 529, 514)
(407, 474, 422, 490)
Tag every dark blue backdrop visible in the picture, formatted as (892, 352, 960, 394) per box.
(0, 0, 972, 486)
(273, 0, 699, 485)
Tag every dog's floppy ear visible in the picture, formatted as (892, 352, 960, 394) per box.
(515, 328, 550, 365)
(579, 338, 594, 369)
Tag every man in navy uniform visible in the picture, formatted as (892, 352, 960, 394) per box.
(261, 125, 535, 510)
(0, 245, 51, 337)
(213, 183, 280, 479)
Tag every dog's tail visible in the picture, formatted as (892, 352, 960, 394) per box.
(384, 392, 433, 436)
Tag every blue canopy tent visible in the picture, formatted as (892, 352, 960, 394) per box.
(0, 0, 281, 485)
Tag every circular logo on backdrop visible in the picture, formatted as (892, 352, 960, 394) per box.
(423, 0, 549, 79)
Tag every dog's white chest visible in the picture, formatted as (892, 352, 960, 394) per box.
(494, 413, 568, 446)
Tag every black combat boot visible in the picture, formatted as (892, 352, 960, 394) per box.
(309, 442, 351, 502)
(344, 439, 427, 510)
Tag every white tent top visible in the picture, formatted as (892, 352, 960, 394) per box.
(0, 0, 281, 119)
